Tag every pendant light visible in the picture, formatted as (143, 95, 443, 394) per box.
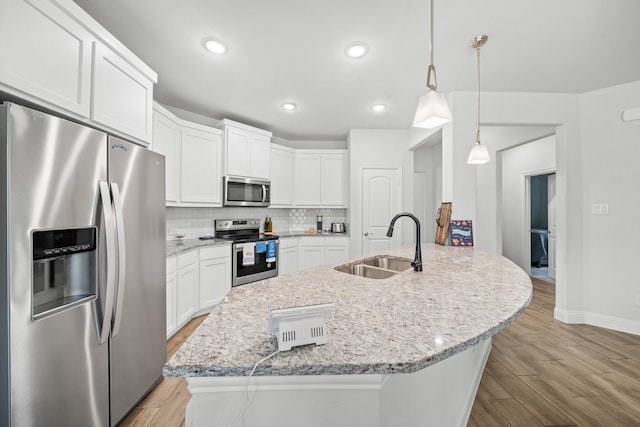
(467, 35, 490, 164)
(413, 0, 451, 128)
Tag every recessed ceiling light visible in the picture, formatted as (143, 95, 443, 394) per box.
(202, 37, 228, 54)
(345, 42, 369, 58)
(371, 104, 387, 112)
(282, 103, 297, 111)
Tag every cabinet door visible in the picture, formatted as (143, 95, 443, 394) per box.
(270, 147, 294, 206)
(92, 43, 154, 144)
(176, 264, 197, 327)
(295, 154, 322, 206)
(152, 110, 181, 203)
(249, 134, 271, 179)
(0, 0, 92, 116)
(279, 246, 300, 276)
(325, 245, 350, 265)
(225, 128, 250, 177)
(199, 257, 231, 309)
(166, 271, 177, 338)
(181, 127, 222, 205)
(321, 154, 347, 207)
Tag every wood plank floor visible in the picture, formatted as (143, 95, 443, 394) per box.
(120, 278, 640, 426)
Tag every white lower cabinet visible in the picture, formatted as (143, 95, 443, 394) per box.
(167, 245, 232, 338)
(278, 237, 300, 275)
(166, 256, 178, 338)
(324, 237, 351, 265)
(299, 236, 350, 270)
(199, 246, 231, 309)
(176, 251, 198, 329)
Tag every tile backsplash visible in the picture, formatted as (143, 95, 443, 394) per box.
(166, 207, 347, 240)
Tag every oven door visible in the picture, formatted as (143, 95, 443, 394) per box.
(232, 240, 278, 286)
(224, 176, 270, 207)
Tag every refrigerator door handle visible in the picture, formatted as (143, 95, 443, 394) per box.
(110, 182, 127, 337)
(98, 181, 117, 344)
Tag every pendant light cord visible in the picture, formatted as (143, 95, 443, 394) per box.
(426, 0, 438, 90)
(476, 45, 481, 144)
(429, 0, 434, 66)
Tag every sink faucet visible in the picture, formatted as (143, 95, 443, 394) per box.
(386, 212, 422, 272)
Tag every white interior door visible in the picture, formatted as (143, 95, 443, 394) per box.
(547, 173, 557, 279)
(362, 168, 401, 254)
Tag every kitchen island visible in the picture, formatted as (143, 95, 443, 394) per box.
(164, 243, 532, 427)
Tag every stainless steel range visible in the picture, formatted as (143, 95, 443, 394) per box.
(215, 219, 279, 286)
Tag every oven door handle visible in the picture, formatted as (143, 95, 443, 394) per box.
(261, 185, 267, 203)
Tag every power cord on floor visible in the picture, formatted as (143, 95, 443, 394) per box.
(230, 349, 281, 427)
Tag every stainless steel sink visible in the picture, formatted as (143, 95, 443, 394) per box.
(334, 255, 412, 279)
(334, 263, 397, 279)
(360, 256, 412, 272)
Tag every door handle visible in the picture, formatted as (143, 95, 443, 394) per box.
(364, 232, 370, 236)
(261, 185, 266, 203)
(110, 183, 127, 338)
(98, 181, 116, 345)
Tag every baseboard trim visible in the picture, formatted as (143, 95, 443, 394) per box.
(554, 308, 640, 336)
(583, 312, 640, 336)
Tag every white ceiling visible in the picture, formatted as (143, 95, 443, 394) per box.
(73, 0, 640, 141)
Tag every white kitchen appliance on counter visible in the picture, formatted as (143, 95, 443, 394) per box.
(0, 103, 166, 426)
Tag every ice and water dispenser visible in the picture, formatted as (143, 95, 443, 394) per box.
(32, 227, 97, 319)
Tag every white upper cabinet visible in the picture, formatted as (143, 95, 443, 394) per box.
(180, 125, 222, 205)
(270, 145, 295, 206)
(152, 107, 181, 203)
(91, 43, 154, 143)
(294, 150, 348, 208)
(152, 103, 222, 207)
(0, 0, 157, 145)
(295, 153, 323, 206)
(0, 0, 93, 116)
(217, 119, 272, 180)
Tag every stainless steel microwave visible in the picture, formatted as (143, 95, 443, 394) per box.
(223, 176, 271, 207)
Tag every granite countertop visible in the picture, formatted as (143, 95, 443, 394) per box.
(167, 238, 231, 257)
(167, 232, 349, 257)
(270, 231, 350, 238)
(164, 243, 532, 377)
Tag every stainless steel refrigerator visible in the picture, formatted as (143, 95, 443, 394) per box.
(0, 102, 166, 426)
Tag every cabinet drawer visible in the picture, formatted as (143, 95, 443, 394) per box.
(200, 245, 230, 261)
(299, 236, 324, 246)
(326, 236, 350, 247)
(177, 250, 198, 269)
(279, 237, 299, 249)
(167, 256, 177, 275)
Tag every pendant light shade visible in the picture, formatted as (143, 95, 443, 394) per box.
(413, 87, 452, 128)
(467, 142, 490, 164)
(467, 35, 490, 165)
(412, 0, 451, 129)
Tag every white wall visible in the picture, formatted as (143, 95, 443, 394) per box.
(579, 80, 640, 333)
(442, 91, 583, 325)
(500, 136, 556, 271)
(442, 84, 640, 335)
(348, 129, 414, 257)
(413, 143, 443, 244)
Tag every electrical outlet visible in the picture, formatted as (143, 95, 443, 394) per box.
(592, 204, 609, 215)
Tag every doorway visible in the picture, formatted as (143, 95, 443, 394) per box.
(361, 168, 402, 254)
(526, 172, 556, 283)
